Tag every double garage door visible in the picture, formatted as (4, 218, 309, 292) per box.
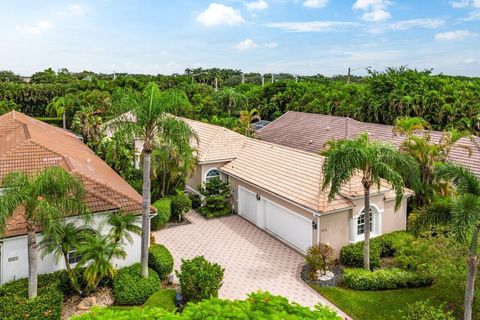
(238, 187, 312, 253)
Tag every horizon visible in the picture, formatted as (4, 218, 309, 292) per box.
(1, 0, 479, 77)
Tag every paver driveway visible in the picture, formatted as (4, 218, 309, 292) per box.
(154, 211, 349, 318)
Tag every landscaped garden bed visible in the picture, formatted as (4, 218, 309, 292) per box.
(302, 231, 478, 320)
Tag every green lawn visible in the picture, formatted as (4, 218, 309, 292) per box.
(313, 283, 473, 320)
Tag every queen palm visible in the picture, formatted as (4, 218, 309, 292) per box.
(321, 133, 418, 270)
(112, 82, 192, 277)
(411, 163, 480, 320)
(0, 166, 88, 298)
(107, 212, 142, 245)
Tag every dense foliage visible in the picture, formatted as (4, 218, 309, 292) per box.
(112, 264, 160, 305)
(176, 256, 224, 302)
(402, 300, 454, 320)
(168, 194, 192, 221)
(148, 244, 174, 280)
(198, 177, 232, 218)
(0, 273, 65, 320)
(73, 292, 342, 320)
(151, 198, 171, 230)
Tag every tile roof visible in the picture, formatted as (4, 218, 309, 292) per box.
(257, 111, 480, 178)
(182, 118, 248, 163)
(0, 111, 147, 238)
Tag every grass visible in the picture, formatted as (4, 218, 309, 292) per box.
(143, 288, 176, 311)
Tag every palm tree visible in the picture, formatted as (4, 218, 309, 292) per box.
(107, 212, 142, 245)
(411, 163, 480, 320)
(0, 166, 88, 298)
(321, 133, 418, 270)
(77, 233, 126, 293)
(112, 82, 191, 277)
(46, 95, 76, 129)
(39, 222, 91, 293)
(215, 88, 246, 116)
(234, 108, 260, 137)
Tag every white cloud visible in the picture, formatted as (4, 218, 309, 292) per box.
(462, 10, 480, 20)
(267, 21, 356, 32)
(245, 0, 269, 10)
(353, 0, 392, 22)
(464, 58, 476, 64)
(67, 4, 87, 15)
(435, 30, 477, 41)
(16, 20, 52, 35)
(196, 3, 244, 26)
(234, 38, 259, 50)
(234, 38, 277, 50)
(451, 0, 480, 7)
(389, 18, 445, 31)
(303, 0, 329, 8)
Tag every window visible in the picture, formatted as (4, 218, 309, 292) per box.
(357, 209, 373, 236)
(68, 250, 82, 265)
(205, 169, 220, 183)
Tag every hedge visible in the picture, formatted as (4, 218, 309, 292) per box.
(0, 273, 65, 320)
(169, 194, 192, 221)
(403, 300, 455, 320)
(151, 198, 171, 230)
(72, 292, 342, 320)
(342, 268, 434, 291)
(148, 244, 174, 280)
(339, 231, 413, 269)
(112, 263, 160, 305)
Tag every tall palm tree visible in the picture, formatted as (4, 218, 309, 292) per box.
(321, 133, 418, 270)
(77, 233, 126, 293)
(234, 108, 260, 138)
(411, 163, 480, 320)
(107, 212, 142, 245)
(39, 222, 91, 293)
(112, 82, 191, 277)
(215, 88, 246, 116)
(0, 166, 88, 298)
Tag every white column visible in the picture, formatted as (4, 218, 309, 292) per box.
(349, 217, 357, 243)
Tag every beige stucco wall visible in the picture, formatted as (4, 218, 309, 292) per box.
(382, 198, 408, 233)
(319, 209, 352, 257)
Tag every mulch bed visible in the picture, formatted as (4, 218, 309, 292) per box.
(61, 287, 114, 320)
(300, 264, 344, 287)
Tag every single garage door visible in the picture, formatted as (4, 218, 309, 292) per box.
(238, 187, 257, 223)
(265, 200, 312, 252)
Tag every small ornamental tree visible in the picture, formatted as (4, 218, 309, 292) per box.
(306, 244, 334, 279)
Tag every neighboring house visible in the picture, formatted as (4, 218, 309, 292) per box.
(0, 111, 153, 285)
(183, 119, 411, 256)
(256, 111, 480, 178)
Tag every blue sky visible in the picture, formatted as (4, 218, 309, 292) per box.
(0, 0, 479, 76)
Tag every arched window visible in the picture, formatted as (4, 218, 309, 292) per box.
(205, 169, 220, 183)
(357, 209, 373, 236)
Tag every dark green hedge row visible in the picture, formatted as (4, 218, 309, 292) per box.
(342, 268, 434, 290)
(151, 198, 171, 230)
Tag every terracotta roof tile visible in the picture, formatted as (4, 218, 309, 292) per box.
(0, 111, 146, 238)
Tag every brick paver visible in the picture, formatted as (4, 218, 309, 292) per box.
(154, 211, 350, 318)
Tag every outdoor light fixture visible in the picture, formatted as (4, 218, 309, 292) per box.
(256, 194, 261, 201)
(312, 221, 317, 230)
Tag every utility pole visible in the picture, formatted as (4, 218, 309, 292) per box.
(241, 73, 245, 84)
(215, 77, 218, 92)
(261, 75, 265, 86)
(347, 67, 351, 84)
(271, 74, 274, 83)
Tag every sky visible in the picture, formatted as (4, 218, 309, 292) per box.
(0, 0, 479, 76)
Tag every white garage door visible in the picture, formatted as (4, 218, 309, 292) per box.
(265, 200, 312, 252)
(238, 187, 257, 223)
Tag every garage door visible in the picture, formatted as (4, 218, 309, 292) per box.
(238, 187, 257, 223)
(265, 200, 312, 252)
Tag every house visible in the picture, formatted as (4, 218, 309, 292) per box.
(256, 111, 480, 177)
(182, 118, 411, 255)
(0, 111, 151, 285)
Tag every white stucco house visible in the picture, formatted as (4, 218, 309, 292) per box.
(0, 111, 154, 285)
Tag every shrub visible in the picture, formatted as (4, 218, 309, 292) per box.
(198, 195, 232, 219)
(189, 194, 202, 209)
(72, 292, 342, 320)
(169, 194, 192, 221)
(151, 198, 171, 230)
(340, 242, 381, 269)
(0, 274, 64, 320)
(342, 268, 434, 290)
(306, 243, 334, 279)
(373, 231, 414, 257)
(402, 300, 454, 320)
(148, 244, 174, 280)
(112, 263, 160, 305)
(143, 289, 176, 311)
(176, 256, 224, 302)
